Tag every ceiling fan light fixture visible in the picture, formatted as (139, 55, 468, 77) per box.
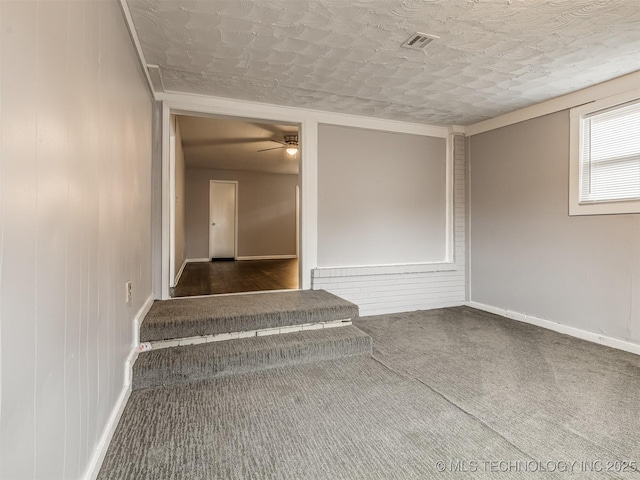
(284, 135, 298, 155)
(257, 134, 299, 155)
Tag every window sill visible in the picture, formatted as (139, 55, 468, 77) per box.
(569, 199, 640, 216)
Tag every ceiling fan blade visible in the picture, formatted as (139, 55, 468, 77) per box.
(268, 139, 288, 146)
(247, 121, 298, 138)
(257, 146, 286, 153)
(183, 137, 268, 148)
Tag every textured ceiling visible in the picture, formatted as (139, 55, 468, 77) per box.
(178, 116, 299, 174)
(129, 0, 640, 126)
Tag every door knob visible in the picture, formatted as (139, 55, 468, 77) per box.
(212, 222, 216, 226)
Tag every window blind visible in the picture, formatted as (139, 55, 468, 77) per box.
(580, 99, 640, 203)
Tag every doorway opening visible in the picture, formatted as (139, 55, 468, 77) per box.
(168, 113, 301, 297)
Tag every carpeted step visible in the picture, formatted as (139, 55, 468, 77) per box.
(140, 289, 359, 342)
(133, 325, 372, 390)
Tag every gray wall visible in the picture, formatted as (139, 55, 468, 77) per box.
(469, 110, 640, 344)
(151, 101, 163, 298)
(318, 124, 447, 267)
(174, 118, 186, 280)
(1, 1, 153, 478)
(185, 169, 298, 259)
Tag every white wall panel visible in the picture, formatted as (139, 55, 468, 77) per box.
(0, 1, 153, 478)
(317, 125, 447, 267)
(0, 2, 39, 478)
(174, 119, 186, 283)
(313, 134, 466, 316)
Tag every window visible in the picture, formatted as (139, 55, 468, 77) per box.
(570, 91, 640, 215)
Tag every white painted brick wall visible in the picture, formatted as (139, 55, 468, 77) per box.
(312, 134, 466, 316)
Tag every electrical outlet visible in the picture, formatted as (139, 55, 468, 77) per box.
(126, 281, 132, 303)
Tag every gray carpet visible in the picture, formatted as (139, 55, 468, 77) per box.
(100, 357, 538, 480)
(133, 326, 371, 390)
(356, 307, 640, 477)
(99, 306, 640, 479)
(141, 290, 359, 342)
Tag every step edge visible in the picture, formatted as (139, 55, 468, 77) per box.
(149, 289, 358, 312)
(132, 342, 372, 391)
(139, 306, 360, 342)
(141, 300, 359, 329)
(134, 325, 371, 364)
(139, 318, 354, 351)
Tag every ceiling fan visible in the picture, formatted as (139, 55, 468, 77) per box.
(257, 135, 298, 156)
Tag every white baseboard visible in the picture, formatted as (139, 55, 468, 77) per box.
(82, 367, 132, 480)
(174, 259, 187, 285)
(82, 294, 154, 480)
(466, 301, 640, 356)
(175, 258, 211, 285)
(237, 255, 297, 261)
(129, 294, 154, 380)
(133, 295, 154, 346)
(185, 256, 297, 262)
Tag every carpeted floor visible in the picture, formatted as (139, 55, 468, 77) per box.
(133, 326, 371, 390)
(141, 290, 359, 342)
(356, 307, 640, 478)
(99, 306, 640, 479)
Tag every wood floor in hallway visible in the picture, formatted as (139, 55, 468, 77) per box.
(173, 259, 299, 297)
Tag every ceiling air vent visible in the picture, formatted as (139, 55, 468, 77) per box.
(401, 32, 439, 51)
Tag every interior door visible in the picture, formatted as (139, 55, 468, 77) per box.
(209, 180, 237, 260)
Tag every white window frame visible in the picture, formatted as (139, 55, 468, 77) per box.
(570, 89, 640, 216)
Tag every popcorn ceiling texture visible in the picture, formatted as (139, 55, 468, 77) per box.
(128, 0, 640, 126)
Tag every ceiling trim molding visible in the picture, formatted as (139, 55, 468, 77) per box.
(157, 91, 449, 138)
(466, 71, 640, 136)
(119, 0, 156, 99)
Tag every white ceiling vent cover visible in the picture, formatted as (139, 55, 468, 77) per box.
(401, 32, 439, 51)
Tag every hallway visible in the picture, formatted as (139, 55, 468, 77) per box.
(174, 259, 299, 297)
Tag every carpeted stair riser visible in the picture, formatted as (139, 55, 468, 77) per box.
(133, 326, 372, 390)
(141, 290, 359, 342)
